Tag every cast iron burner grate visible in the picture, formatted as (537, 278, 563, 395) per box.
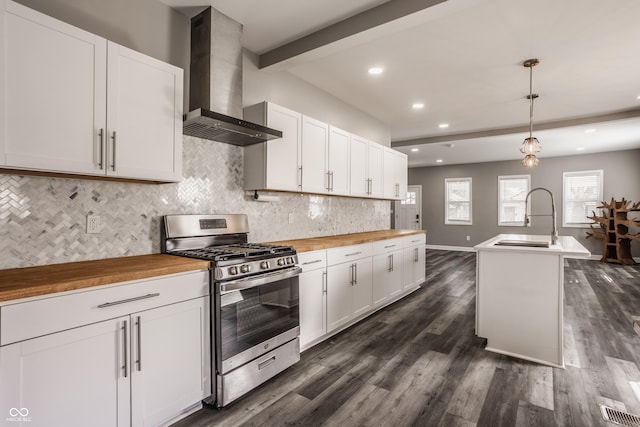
(600, 405, 640, 427)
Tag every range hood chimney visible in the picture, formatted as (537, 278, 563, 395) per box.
(183, 7, 282, 146)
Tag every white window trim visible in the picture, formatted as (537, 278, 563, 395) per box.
(445, 177, 472, 225)
(498, 174, 531, 226)
(562, 169, 604, 228)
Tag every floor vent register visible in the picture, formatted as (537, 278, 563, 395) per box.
(600, 405, 640, 427)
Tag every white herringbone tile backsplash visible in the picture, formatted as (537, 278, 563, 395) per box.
(0, 136, 390, 269)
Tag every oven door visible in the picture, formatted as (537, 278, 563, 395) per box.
(214, 265, 301, 374)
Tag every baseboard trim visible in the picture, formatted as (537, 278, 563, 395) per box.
(426, 244, 476, 252)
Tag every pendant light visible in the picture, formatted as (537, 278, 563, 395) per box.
(521, 58, 541, 167)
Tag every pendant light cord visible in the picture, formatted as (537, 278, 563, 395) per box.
(529, 65, 534, 139)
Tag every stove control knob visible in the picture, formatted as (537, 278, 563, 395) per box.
(229, 266, 239, 275)
(277, 258, 285, 266)
(240, 264, 251, 274)
(286, 256, 294, 265)
(260, 261, 270, 270)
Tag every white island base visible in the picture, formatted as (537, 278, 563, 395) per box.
(475, 234, 590, 368)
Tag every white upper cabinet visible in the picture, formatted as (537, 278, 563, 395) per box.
(244, 102, 302, 192)
(327, 126, 350, 195)
(383, 147, 408, 200)
(243, 102, 406, 200)
(0, 0, 183, 182)
(349, 135, 384, 199)
(301, 115, 329, 194)
(106, 43, 183, 182)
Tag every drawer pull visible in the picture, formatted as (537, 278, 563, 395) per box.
(97, 293, 160, 308)
(345, 251, 362, 257)
(122, 320, 128, 378)
(384, 244, 396, 249)
(258, 356, 276, 370)
(302, 259, 323, 265)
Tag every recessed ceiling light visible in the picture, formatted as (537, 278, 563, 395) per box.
(438, 123, 449, 129)
(576, 147, 585, 151)
(368, 67, 383, 75)
(584, 128, 596, 134)
(411, 148, 419, 152)
(412, 103, 424, 109)
(436, 159, 443, 163)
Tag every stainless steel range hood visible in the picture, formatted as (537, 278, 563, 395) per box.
(183, 7, 282, 146)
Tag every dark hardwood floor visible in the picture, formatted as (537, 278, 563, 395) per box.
(173, 250, 640, 427)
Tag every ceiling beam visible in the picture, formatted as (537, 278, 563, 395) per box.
(391, 108, 640, 148)
(258, 0, 447, 69)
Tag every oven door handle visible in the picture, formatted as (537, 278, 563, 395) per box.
(220, 266, 302, 293)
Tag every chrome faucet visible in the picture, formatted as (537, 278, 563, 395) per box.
(523, 187, 558, 245)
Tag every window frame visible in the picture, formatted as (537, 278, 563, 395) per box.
(445, 177, 472, 225)
(497, 174, 531, 227)
(562, 169, 604, 228)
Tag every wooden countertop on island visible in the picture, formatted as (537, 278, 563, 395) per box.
(268, 229, 426, 253)
(0, 254, 210, 303)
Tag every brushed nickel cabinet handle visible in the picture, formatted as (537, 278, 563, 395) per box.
(97, 293, 160, 308)
(122, 320, 128, 378)
(298, 166, 303, 188)
(330, 171, 334, 191)
(388, 254, 393, 272)
(414, 247, 419, 262)
(354, 262, 358, 284)
(326, 171, 331, 191)
(345, 251, 362, 257)
(136, 316, 142, 372)
(302, 259, 323, 265)
(322, 271, 327, 294)
(98, 128, 104, 169)
(111, 131, 117, 171)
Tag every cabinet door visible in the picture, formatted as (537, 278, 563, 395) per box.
(0, 317, 130, 427)
(106, 42, 183, 182)
(299, 268, 327, 348)
(384, 147, 406, 200)
(1, 1, 107, 175)
(301, 116, 329, 194)
(368, 142, 384, 198)
(351, 257, 373, 317)
(327, 126, 350, 195)
(387, 250, 405, 299)
(131, 297, 210, 427)
(414, 244, 426, 285)
(265, 103, 302, 191)
(372, 253, 390, 308)
(327, 263, 353, 332)
(349, 135, 369, 197)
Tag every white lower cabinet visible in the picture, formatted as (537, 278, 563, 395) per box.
(299, 235, 425, 351)
(0, 271, 210, 427)
(298, 250, 327, 349)
(326, 245, 373, 333)
(0, 317, 130, 427)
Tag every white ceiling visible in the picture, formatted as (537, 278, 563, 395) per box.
(160, 0, 640, 167)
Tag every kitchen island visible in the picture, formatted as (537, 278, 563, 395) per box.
(474, 234, 590, 367)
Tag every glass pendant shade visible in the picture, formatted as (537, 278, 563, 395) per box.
(522, 154, 539, 168)
(520, 136, 542, 155)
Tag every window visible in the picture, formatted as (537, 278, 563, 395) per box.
(563, 170, 603, 227)
(445, 177, 472, 225)
(498, 175, 530, 226)
(401, 191, 417, 205)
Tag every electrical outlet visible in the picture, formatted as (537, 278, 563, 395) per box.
(288, 213, 294, 224)
(466, 235, 471, 241)
(87, 214, 101, 234)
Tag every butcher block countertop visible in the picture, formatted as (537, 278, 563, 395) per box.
(268, 229, 426, 253)
(0, 254, 209, 303)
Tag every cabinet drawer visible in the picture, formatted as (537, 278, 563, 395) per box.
(1, 270, 209, 345)
(327, 243, 372, 265)
(298, 250, 327, 272)
(404, 234, 426, 247)
(372, 238, 404, 255)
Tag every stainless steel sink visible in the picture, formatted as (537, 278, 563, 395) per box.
(494, 239, 550, 248)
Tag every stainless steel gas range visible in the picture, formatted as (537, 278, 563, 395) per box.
(162, 214, 301, 407)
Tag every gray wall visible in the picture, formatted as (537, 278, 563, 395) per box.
(409, 149, 640, 257)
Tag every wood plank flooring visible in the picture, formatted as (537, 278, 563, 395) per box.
(172, 250, 640, 427)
